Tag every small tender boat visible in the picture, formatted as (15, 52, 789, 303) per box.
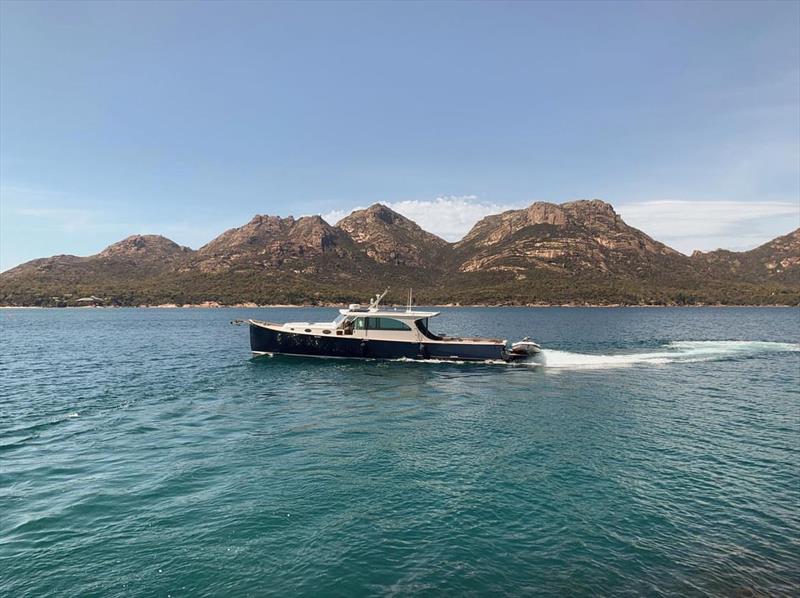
(244, 290, 541, 363)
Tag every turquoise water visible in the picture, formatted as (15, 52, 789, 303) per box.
(1, 307, 799, 596)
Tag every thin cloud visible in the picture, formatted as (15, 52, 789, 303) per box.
(2, 185, 104, 233)
(323, 196, 522, 241)
(0, 184, 69, 197)
(617, 200, 800, 254)
(324, 196, 799, 252)
(14, 206, 103, 232)
(321, 208, 355, 226)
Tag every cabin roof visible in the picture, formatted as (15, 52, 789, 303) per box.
(339, 308, 439, 319)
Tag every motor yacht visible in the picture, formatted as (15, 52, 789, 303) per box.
(245, 290, 540, 362)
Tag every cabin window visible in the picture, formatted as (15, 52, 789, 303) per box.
(352, 317, 411, 331)
(371, 317, 411, 330)
(379, 317, 411, 330)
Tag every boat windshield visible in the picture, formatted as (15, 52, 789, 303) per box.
(332, 314, 347, 327)
(415, 317, 444, 340)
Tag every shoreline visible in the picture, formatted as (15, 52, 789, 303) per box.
(1, 303, 797, 309)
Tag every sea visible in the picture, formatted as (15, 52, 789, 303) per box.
(1, 306, 799, 597)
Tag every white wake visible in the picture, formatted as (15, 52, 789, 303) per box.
(532, 340, 799, 370)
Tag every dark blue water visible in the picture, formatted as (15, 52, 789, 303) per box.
(2, 307, 799, 596)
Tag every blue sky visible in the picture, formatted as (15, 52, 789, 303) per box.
(1, 0, 798, 270)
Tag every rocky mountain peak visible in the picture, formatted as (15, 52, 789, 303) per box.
(562, 199, 622, 231)
(98, 235, 191, 259)
(524, 202, 568, 226)
(466, 199, 619, 241)
(337, 203, 449, 268)
(195, 211, 356, 273)
(455, 198, 683, 275)
(563, 198, 617, 214)
(294, 214, 331, 230)
(247, 214, 290, 227)
(691, 228, 800, 283)
(289, 215, 346, 250)
(338, 204, 402, 232)
(362, 203, 401, 224)
(200, 215, 292, 255)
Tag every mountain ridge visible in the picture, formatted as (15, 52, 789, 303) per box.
(2, 200, 798, 306)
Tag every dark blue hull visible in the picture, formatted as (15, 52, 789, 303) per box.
(250, 323, 514, 362)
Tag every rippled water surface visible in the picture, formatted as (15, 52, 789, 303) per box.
(1, 307, 799, 596)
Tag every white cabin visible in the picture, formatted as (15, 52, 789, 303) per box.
(267, 303, 505, 345)
(277, 306, 445, 343)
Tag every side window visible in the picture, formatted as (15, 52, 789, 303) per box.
(353, 317, 411, 331)
(374, 318, 410, 330)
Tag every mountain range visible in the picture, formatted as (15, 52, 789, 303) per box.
(1, 200, 798, 306)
